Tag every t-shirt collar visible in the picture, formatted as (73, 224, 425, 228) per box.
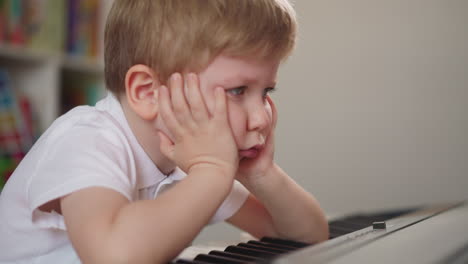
(96, 93, 185, 188)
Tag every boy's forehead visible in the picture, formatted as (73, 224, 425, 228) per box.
(219, 74, 277, 87)
(211, 54, 280, 70)
(205, 55, 280, 85)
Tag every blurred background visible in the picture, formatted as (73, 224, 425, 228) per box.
(0, 0, 467, 244)
(198, 0, 468, 243)
(0, 0, 111, 187)
(278, 0, 468, 215)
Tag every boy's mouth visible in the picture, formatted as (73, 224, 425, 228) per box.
(239, 145, 263, 159)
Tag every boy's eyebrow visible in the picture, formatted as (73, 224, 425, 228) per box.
(221, 75, 277, 87)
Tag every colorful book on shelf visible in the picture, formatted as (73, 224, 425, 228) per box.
(67, 0, 100, 58)
(27, 0, 67, 53)
(4, 0, 27, 45)
(1, 0, 106, 58)
(97, 0, 113, 60)
(0, 0, 6, 42)
(1, 0, 65, 51)
(0, 69, 36, 187)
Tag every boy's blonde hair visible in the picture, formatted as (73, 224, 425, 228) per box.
(104, 0, 297, 95)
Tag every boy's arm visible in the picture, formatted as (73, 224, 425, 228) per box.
(227, 164, 329, 244)
(227, 96, 328, 244)
(61, 167, 233, 264)
(62, 73, 239, 264)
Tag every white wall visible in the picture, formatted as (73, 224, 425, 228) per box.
(195, 0, 468, 243)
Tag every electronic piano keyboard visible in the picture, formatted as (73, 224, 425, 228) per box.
(172, 202, 468, 264)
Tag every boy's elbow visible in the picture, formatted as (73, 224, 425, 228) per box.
(81, 243, 161, 264)
(302, 215, 329, 244)
(317, 220, 330, 242)
(312, 213, 330, 243)
(80, 247, 132, 264)
(101, 240, 176, 264)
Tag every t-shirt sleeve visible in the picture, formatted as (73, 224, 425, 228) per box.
(27, 125, 136, 230)
(209, 180, 249, 224)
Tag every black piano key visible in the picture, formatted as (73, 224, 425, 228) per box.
(260, 237, 311, 249)
(340, 215, 379, 227)
(237, 242, 287, 254)
(247, 240, 297, 251)
(225, 245, 276, 259)
(209, 250, 262, 262)
(194, 254, 247, 264)
(175, 259, 213, 264)
(341, 215, 368, 222)
(329, 225, 355, 235)
(365, 207, 418, 220)
(329, 231, 343, 239)
(343, 211, 411, 226)
(326, 208, 419, 237)
(177, 208, 421, 263)
(329, 220, 369, 231)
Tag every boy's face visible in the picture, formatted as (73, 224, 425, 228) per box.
(158, 54, 280, 160)
(198, 55, 280, 160)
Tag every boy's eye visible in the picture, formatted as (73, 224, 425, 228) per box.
(227, 86, 246, 96)
(263, 87, 276, 98)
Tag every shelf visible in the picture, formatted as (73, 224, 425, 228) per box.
(0, 43, 104, 75)
(61, 54, 104, 75)
(0, 0, 112, 186)
(0, 42, 105, 132)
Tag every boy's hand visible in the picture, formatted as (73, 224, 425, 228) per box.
(236, 96, 278, 184)
(157, 73, 238, 177)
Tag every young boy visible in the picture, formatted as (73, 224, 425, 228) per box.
(0, 1, 328, 263)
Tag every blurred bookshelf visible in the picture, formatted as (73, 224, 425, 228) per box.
(0, 0, 113, 189)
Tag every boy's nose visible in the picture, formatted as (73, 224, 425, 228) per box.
(247, 104, 270, 132)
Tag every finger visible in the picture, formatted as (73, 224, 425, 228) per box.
(186, 73, 209, 122)
(158, 85, 183, 139)
(170, 73, 195, 126)
(266, 95, 278, 129)
(264, 96, 276, 153)
(158, 131, 175, 160)
(213, 87, 229, 124)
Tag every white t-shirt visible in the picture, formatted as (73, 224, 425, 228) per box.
(0, 94, 249, 264)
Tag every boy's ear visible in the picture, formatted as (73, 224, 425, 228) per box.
(125, 64, 161, 120)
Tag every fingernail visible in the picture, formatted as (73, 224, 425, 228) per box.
(171, 73, 180, 81)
